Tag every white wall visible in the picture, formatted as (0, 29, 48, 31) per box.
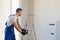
(21, 0, 30, 28)
(0, 0, 10, 40)
(21, 0, 30, 40)
(21, 0, 36, 40)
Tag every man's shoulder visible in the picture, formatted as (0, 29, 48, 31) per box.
(9, 14, 15, 17)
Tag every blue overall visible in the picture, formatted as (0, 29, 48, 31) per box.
(5, 24, 16, 40)
(5, 14, 16, 40)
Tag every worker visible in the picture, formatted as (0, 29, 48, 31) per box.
(4, 8, 28, 40)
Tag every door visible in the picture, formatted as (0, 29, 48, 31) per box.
(34, 0, 56, 40)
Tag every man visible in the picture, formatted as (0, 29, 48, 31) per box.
(4, 8, 28, 40)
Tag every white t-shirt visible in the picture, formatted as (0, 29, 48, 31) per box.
(6, 14, 18, 27)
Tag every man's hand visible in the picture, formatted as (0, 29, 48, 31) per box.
(21, 29, 28, 35)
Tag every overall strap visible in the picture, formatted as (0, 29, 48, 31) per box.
(8, 14, 15, 17)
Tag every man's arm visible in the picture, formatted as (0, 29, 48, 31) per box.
(17, 21, 22, 29)
(14, 20, 28, 35)
(13, 21, 22, 32)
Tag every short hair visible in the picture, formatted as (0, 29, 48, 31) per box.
(16, 8, 22, 12)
